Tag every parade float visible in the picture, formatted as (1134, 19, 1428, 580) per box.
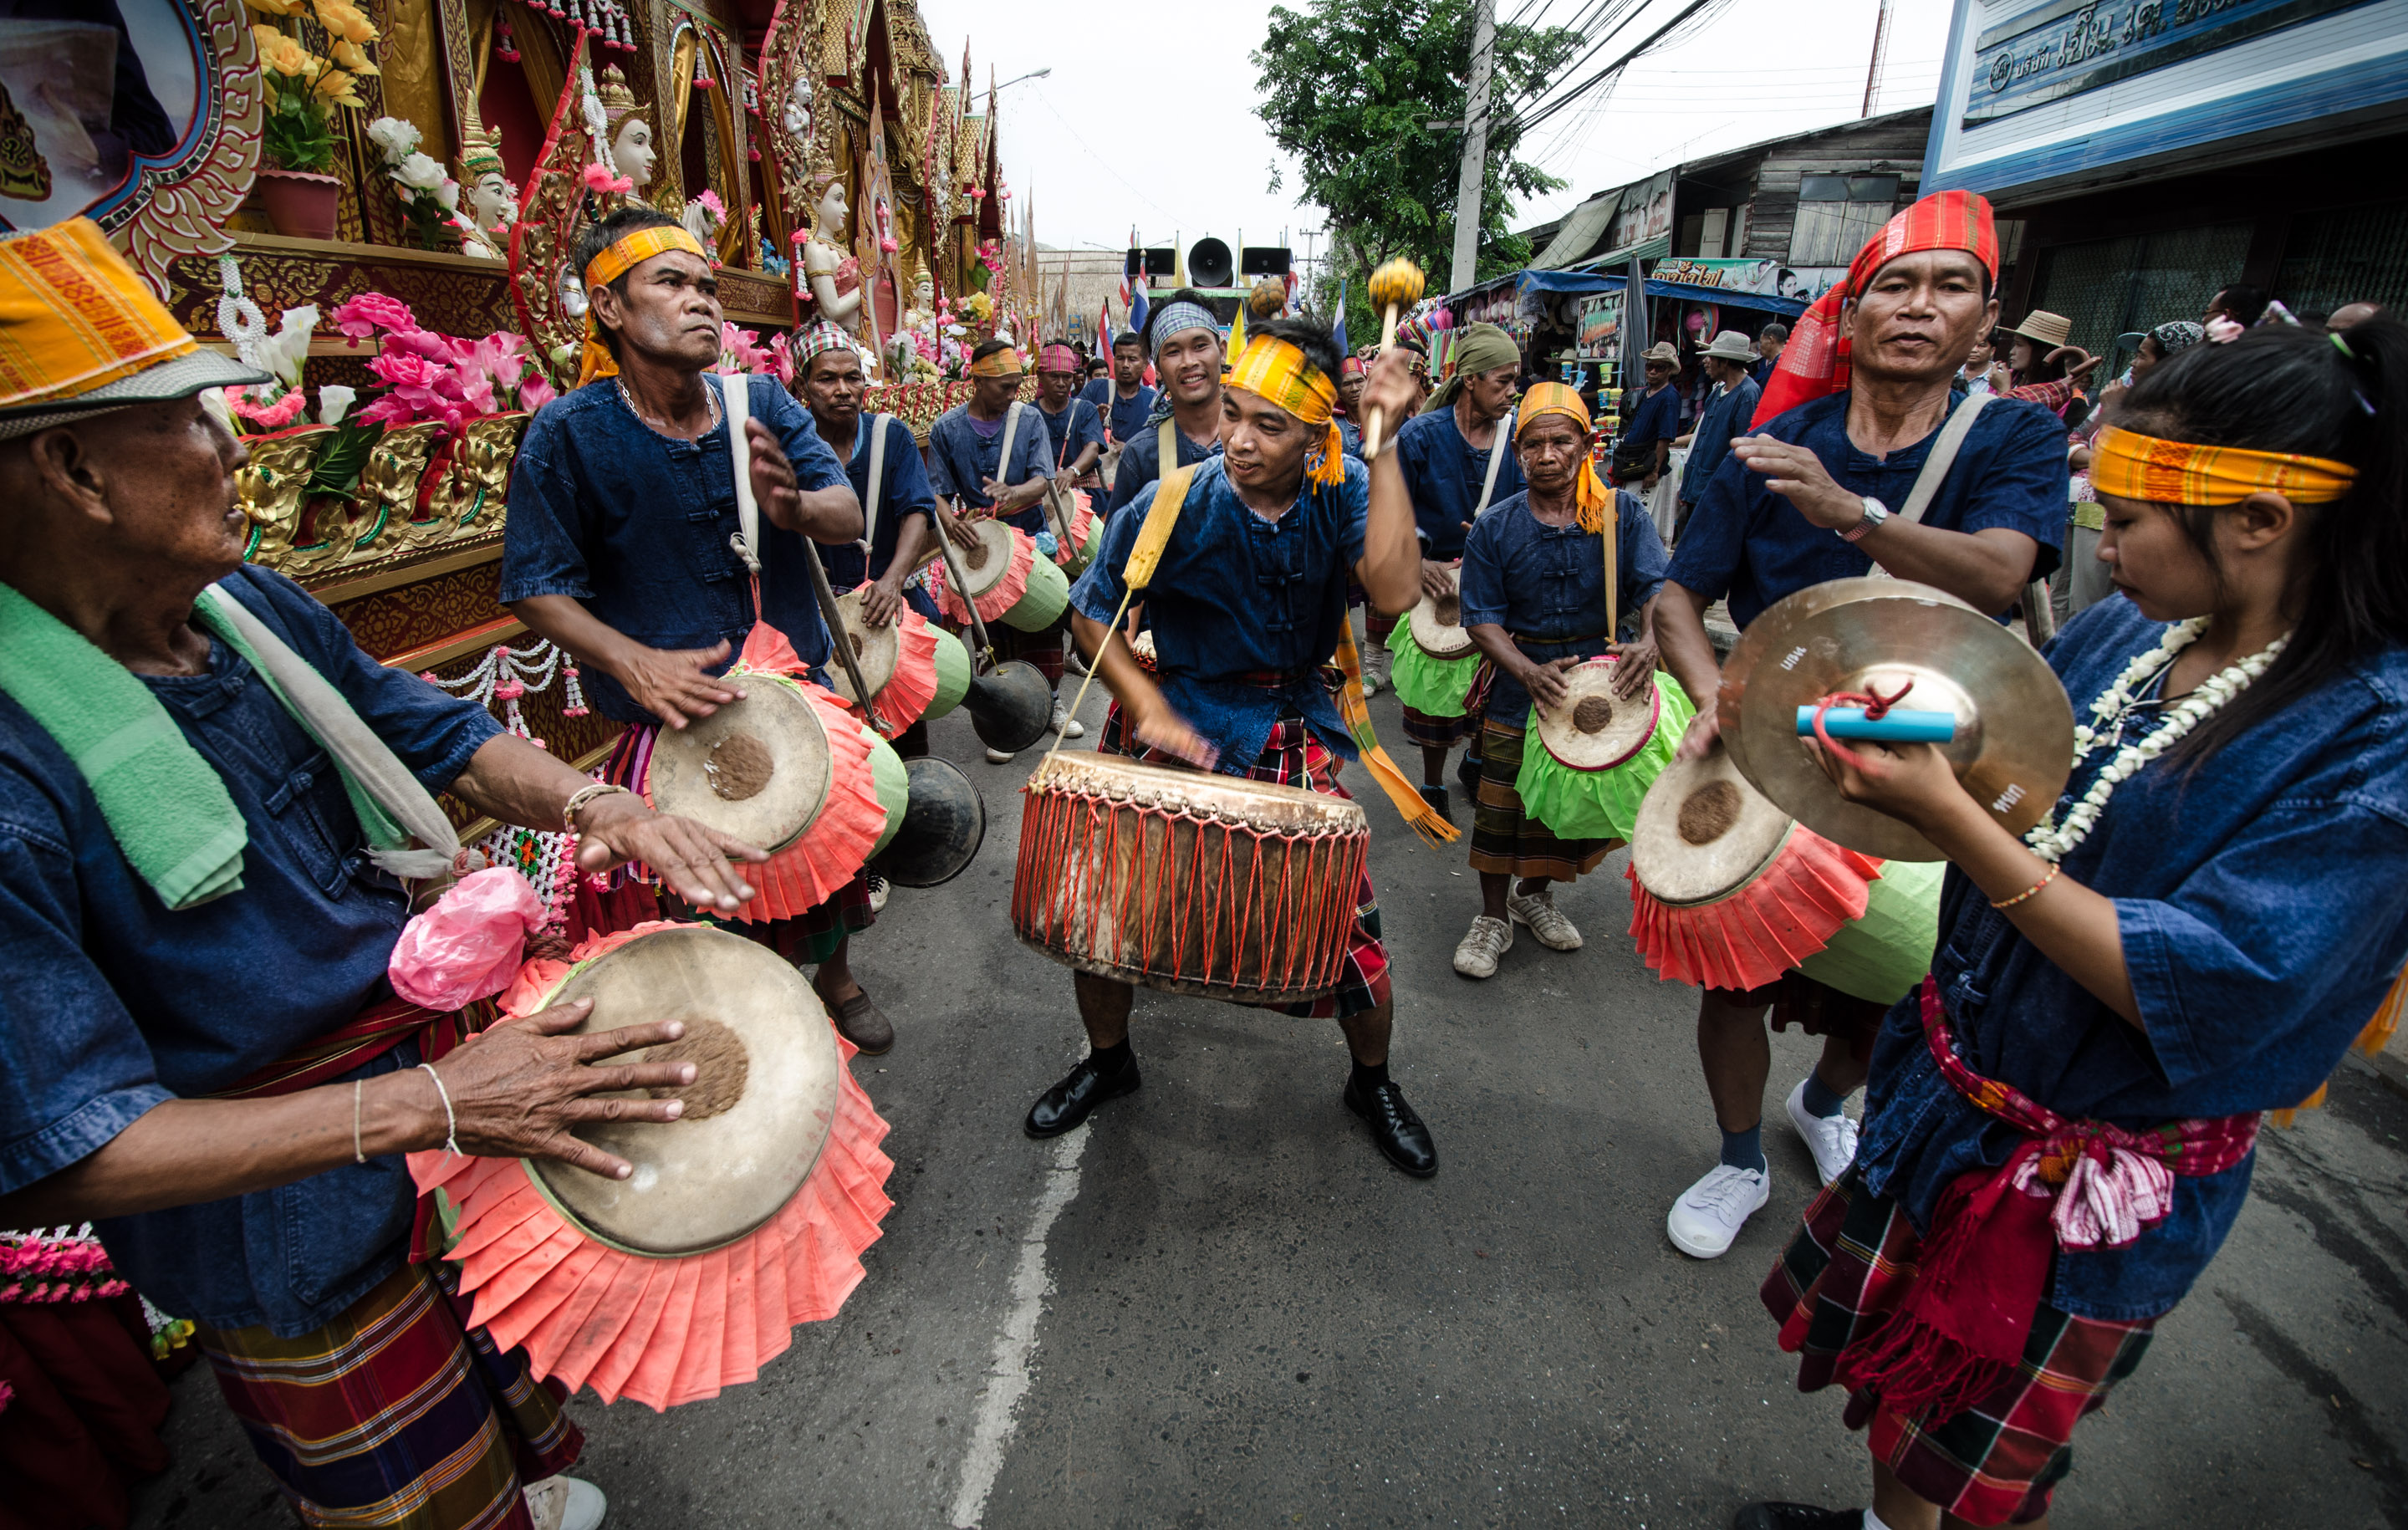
(3, 0, 1030, 921)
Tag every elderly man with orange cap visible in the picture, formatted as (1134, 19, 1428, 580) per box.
(0, 220, 783, 1529)
(498, 207, 901, 1055)
(1650, 191, 2069, 1265)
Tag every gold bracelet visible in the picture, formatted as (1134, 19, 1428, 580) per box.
(561, 781, 631, 835)
(1991, 863, 2059, 910)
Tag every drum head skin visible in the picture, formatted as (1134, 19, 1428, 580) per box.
(525, 926, 841, 1257)
(646, 681, 834, 854)
(825, 588, 901, 706)
(1537, 658, 1661, 771)
(954, 519, 1019, 600)
(1408, 566, 1477, 660)
(1630, 747, 1795, 906)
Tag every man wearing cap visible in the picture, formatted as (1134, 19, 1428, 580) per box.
(1672, 330, 1763, 543)
(0, 218, 776, 1529)
(926, 337, 1067, 758)
(1034, 319, 1441, 1177)
(501, 207, 902, 1056)
(1650, 190, 2067, 1263)
(1388, 320, 1524, 823)
(1079, 329, 1158, 446)
(1619, 340, 1684, 496)
(1102, 290, 1227, 518)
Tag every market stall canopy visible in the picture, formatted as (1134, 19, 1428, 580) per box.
(1527, 191, 1623, 271)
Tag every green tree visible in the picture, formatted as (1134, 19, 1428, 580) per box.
(1255, 0, 1579, 341)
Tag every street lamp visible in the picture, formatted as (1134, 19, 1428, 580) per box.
(993, 68, 1052, 93)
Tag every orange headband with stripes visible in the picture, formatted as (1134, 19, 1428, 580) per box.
(577, 225, 711, 387)
(1225, 334, 1344, 488)
(2092, 425, 2357, 507)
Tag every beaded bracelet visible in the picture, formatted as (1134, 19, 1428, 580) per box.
(1991, 863, 2059, 910)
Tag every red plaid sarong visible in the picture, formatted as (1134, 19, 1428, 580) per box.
(1095, 706, 1390, 1019)
(1762, 1170, 2151, 1526)
(195, 1262, 579, 1530)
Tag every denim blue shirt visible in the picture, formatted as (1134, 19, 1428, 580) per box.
(1458, 489, 1669, 724)
(817, 413, 936, 592)
(1622, 382, 1681, 449)
(1666, 391, 2068, 626)
(1858, 594, 2408, 1321)
(1036, 396, 1105, 471)
(1071, 456, 1369, 773)
(1395, 404, 1523, 560)
(1104, 416, 1222, 516)
(0, 566, 502, 1336)
(1678, 375, 1761, 504)
(499, 373, 852, 725)
(1337, 419, 1364, 460)
(1080, 377, 1158, 443)
(926, 403, 1056, 536)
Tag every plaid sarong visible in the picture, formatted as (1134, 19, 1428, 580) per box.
(1467, 717, 1615, 880)
(1400, 703, 1474, 750)
(1761, 1169, 2154, 1526)
(1096, 706, 1390, 1018)
(196, 1262, 580, 1529)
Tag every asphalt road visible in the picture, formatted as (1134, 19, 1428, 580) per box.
(134, 676, 2408, 1530)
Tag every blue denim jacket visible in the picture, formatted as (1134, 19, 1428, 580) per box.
(1036, 396, 1105, 471)
(1666, 390, 2067, 625)
(1394, 404, 1522, 559)
(1072, 456, 1368, 773)
(926, 404, 1056, 536)
(817, 413, 937, 592)
(1677, 376, 1760, 504)
(1458, 489, 1668, 723)
(498, 374, 852, 725)
(0, 567, 501, 1336)
(1858, 594, 2408, 1320)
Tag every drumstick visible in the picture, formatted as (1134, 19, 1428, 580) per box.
(1360, 258, 1426, 460)
(932, 496, 999, 671)
(799, 536, 890, 734)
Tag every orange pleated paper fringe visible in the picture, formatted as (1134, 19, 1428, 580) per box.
(1053, 502, 1096, 567)
(1625, 828, 1881, 992)
(408, 922, 895, 1413)
(924, 526, 1036, 625)
(853, 607, 940, 732)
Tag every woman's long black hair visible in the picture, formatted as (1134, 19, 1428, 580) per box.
(2114, 314, 2408, 761)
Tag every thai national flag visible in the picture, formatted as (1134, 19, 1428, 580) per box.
(1332, 280, 1349, 355)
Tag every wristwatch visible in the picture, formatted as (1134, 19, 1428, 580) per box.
(1839, 495, 1890, 543)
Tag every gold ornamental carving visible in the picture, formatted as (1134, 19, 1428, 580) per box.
(421, 412, 530, 539)
(237, 426, 334, 568)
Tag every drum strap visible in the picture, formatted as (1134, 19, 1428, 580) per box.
(997, 399, 1027, 488)
(1472, 408, 1515, 520)
(860, 412, 892, 558)
(719, 373, 762, 580)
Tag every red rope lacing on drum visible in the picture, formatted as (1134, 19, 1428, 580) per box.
(1809, 678, 1915, 773)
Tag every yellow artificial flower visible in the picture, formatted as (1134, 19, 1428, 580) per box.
(312, 66, 365, 108)
(329, 38, 380, 76)
(314, 0, 379, 45)
(252, 24, 314, 77)
(242, 0, 308, 16)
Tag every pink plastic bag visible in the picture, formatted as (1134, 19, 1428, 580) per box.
(388, 866, 545, 1009)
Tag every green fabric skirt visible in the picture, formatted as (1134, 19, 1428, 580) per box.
(1385, 621, 1479, 717)
(1512, 672, 1695, 841)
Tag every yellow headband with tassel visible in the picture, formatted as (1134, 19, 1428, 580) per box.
(1225, 334, 1344, 489)
(576, 225, 711, 388)
(1518, 381, 1610, 533)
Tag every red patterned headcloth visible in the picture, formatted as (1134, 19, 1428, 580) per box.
(1750, 190, 1998, 428)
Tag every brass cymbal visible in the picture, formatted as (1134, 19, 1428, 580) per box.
(1717, 577, 2073, 861)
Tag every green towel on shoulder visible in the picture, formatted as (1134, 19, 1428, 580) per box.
(0, 582, 249, 908)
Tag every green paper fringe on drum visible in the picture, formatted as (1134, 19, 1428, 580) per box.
(1004, 552, 1071, 631)
(926, 626, 972, 718)
(1384, 621, 1479, 717)
(1794, 855, 1942, 1005)
(1513, 674, 1696, 841)
(863, 724, 909, 858)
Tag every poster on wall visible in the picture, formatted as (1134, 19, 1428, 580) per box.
(1610, 171, 1674, 252)
(1575, 290, 1623, 360)
(1649, 258, 1846, 302)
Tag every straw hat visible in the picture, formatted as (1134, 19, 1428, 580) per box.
(1640, 341, 1681, 367)
(1699, 330, 1758, 365)
(2002, 309, 2073, 349)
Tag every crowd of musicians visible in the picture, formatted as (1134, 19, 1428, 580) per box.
(1, 182, 2402, 1530)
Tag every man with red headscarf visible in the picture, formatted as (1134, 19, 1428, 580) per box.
(1649, 191, 2069, 1263)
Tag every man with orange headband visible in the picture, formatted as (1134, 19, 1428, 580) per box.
(1647, 191, 2069, 1264)
(1031, 319, 1441, 1178)
(501, 207, 901, 1054)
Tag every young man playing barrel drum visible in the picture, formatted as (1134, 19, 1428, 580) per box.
(1033, 320, 1440, 1177)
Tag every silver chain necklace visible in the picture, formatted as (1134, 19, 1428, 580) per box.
(615, 375, 720, 438)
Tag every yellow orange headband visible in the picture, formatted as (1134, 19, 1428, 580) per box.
(1225, 334, 1344, 489)
(1518, 381, 1611, 533)
(576, 225, 711, 387)
(2092, 425, 2358, 507)
(967, 346, 1025, 379)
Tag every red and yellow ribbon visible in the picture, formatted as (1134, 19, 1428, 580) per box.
(2092, 425, 2356, 507)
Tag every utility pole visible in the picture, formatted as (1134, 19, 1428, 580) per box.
(1860, 0, 1892, 117)
(1448, 0, 1495, 295)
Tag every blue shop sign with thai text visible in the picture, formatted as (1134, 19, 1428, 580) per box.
(1965, 0, 2374, 125)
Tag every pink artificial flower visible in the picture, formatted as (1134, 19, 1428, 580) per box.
(352, 393, 417, 428)
(380, 327, 456, 365)
(696, 188, 727, 219)
(766, 333, 794, 386)
(582, 162, 635, 196)
(227, 385, 307, 429)
(331, 292, 417, 344)
(880, 236, 898, 253)
(2206, 315, 2245, 344)
(518, 372, 557, 411)
(365, 348, 445, 393)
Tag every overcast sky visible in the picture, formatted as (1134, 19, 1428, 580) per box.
(912, 0, 1955, 264)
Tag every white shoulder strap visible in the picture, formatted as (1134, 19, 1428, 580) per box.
(997, 399, 1026, 483)
(1473, 407, 1515, 519)
(861, 413, 890, 555)
(720, 373, 760, 571)
(1896, 391, 1990, 526)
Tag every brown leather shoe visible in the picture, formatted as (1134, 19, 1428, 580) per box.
(827, 990, 894, 1055)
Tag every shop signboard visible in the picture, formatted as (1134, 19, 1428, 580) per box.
(1574, 291, 1624, 360)
(1649, 258, 1845, 303)
(1964, 0, 2372, 127)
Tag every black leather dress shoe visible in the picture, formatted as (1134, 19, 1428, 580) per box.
(1344, 1077, 1437, 1177)
(1024, 1054, 1140, 1138)
(1457, 750, 1482, 797)
(1732, 1503, 1865, 1530)
(1417, 784, 1451, 826)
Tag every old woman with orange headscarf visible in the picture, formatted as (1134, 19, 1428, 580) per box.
(1448, 381, 1683, 980)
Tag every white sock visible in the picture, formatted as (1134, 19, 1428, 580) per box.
(1861, 1509, 1896, 1530)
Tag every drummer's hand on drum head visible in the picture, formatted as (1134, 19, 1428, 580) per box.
(436, 999, 701, 1181)
(1675, 706, 1722, 762)
(1608, 636, 1660, 698)
(1523, 656, 1578, 714)
(571, 790, 768, 912)
(940, 502, 984, 549)
(618, 640, 742, 730)
(1803, 735, 1967, 830)
(1130, 696, 1219, 773)
(860, 574, 906, 628)
(1419, 558, 1454, 602)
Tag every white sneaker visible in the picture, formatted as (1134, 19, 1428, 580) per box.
(1666, 1161, 1771, 1259)
(1506, 887, 1583, 951)
(865, 873, 890, 914)
(1785, 1079, 1860, 1186)
(524, 1476, 607, 1530)
(1066, 646, 1091, 676)
(986, 746, 1016, 764)
(1451, 914, 1513, 978)
(1050, 702, 1085, 739)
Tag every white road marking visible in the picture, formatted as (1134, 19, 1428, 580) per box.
(947, 1128, 1087, 1527)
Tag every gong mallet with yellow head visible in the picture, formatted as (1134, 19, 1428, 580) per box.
(1360, 257, 1426, 459)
